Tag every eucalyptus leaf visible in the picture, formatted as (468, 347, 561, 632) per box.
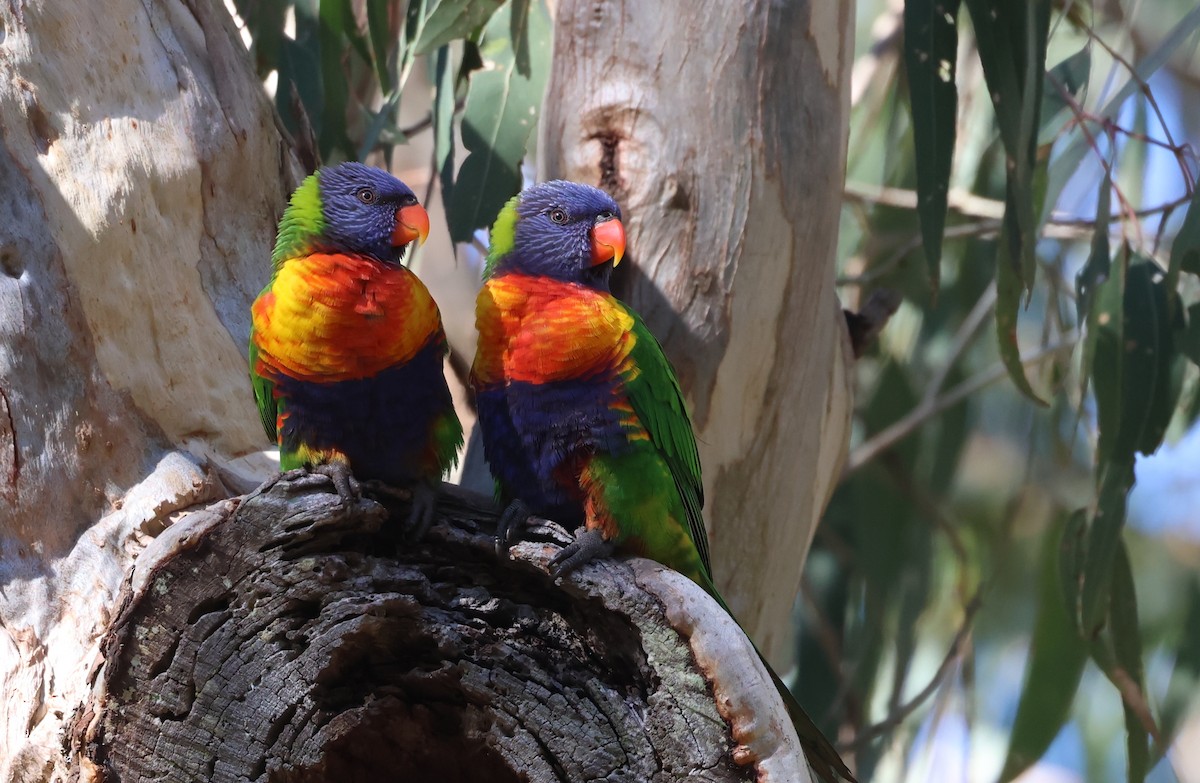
(903, 0, 961, 293)
(995, 233, 1048, 405)
(434, 45, 457, 209)
(1168, 188, 1200, 289)
(446, 0, 550, 242)
(1038, 44, 1090, 146)
(412, 0, 506, 56)
(999, 521, 1088, 783)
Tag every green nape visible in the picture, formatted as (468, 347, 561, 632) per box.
(482, 194, 521, 279)
(271, 171, 325, 268)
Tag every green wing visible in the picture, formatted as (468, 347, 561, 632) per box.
(623, 310, 710, 577)
(248, 336, 280, 445)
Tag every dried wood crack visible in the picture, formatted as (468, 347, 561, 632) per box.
(70, 473, 751, 782)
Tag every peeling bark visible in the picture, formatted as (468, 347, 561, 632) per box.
(539, 1, 856, 666)
(69, 476, 811, 782)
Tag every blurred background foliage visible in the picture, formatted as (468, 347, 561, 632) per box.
(223, 0, 1200, 780)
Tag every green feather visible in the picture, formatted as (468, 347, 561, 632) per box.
(621, 309, 710, 576)
(482, 194, 521, 279)
(271, 172, 325, 268)
(248, 330, 280, 444)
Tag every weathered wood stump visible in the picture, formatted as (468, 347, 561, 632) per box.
(69, 473, 810, 782)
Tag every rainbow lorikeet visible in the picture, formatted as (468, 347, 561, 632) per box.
(470, 181, 854, 783)
(249, 162, 462, 535)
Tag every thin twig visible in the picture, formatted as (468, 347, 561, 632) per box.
(922, 282, 997, 406)
(843, 181, 1190, 228)
(845, 333, 1080, 475)
(837, 591, 983, 754)
(400, 97, 468, 138)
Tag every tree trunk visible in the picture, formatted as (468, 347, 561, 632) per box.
(538, 1, 856, 667)
(0, 1, 830, 779)
(67, 476, 810, 782)
(0, 0, 297, 777)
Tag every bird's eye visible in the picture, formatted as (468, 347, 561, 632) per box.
(356, 188, 377, 204)
(400, 194, 418, 207)
(549, 208, 568, 224)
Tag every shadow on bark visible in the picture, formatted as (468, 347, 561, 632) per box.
(68, 473, 760, 782)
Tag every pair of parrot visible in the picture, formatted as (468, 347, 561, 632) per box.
(248, 163, 853, 783)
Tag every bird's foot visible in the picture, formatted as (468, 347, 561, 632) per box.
(495, 499, 531, 557)
(549, 528, 614, 580)
(404, 483, 438, 542)
(309, 461, 360, 506)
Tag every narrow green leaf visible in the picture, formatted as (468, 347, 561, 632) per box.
(1038, 44, 1090, 146)
(434, 45, 457, 210)
(995, 233, 1048, 405)
(1168, 188, 1200, 289)
(318, 0, 351, 159)
(1106, 543, 1150, 783)
(366, 0, 394, 91)
(1075, 173, 1111, 327)
(1079, 460, 1132, 638)
(412, 0, 505, 56)
(999, 520, 1089, 783)
(903, 0, 960, 294)
(447, 0, 550, 242)
(232, 0, 289, 78)
(1160, 578, 1200, 752)
(1057, 508, 1087, 635)
(510, 0, 533, 77)
(1182, 303, 1200, 366)
(964, 0, 1051, 294)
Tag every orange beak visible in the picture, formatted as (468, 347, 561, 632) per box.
(590, 217, 625, 267)
(393, 203, 430, 247)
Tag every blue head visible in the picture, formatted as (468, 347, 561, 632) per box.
(300, 162, 430, 265)
(485, 181, 625, 289)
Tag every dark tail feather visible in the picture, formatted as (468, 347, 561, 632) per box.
(764, 664, 856, 783)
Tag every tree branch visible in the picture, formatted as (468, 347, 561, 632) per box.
(70, 473, 812, 782)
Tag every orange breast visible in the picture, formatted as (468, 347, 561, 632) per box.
(253, 253, 440, 382)
(472, 273, 634, 386)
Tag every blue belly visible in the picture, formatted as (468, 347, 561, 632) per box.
(475, 377, 631, 523)
(276, 338, 452, 484)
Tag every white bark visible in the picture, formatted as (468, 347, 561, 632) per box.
(539, 0, 856, 667)
(0, 0, 295, 777)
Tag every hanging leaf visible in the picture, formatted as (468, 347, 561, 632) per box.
(1104, 543, 1152, 783)
(1167, 188, 1200, 290)
(1081, 254, 1184, 632)
(995, 233, 1048, 405)
(434, 44, 457, 208)
(963, 0, 1052, 293)
(903, 0, 961, 294)
(1038, 44, 1090, 146)
(412, 0, 506, 56)
(1159, 578, 1200, 754)
(1057, 509, 1087, 634)
(366, 0, 395, 92)
(999, 520, 1088, 783)
(1182, 303, 1200, 367)
(1077, 171, 1112, 402)
(446, 0, 550, 242)
(510, 0, 533, 78)
(317, 0, 353, 159)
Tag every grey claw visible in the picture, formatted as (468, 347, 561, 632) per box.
(548, 528, 614, 579)
(310, 462, 360, 506)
